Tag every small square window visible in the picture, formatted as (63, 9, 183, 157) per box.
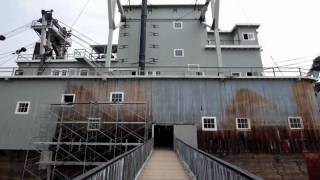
(61, 94, 75, 104)
(173, 21, 183, 29)
(196, 71, 204, 76)
(236, 118, 251, 130)
(188, 64, 200, 72)
(88, 118, 101, 131)
(231, 72, 241, 77)
(202, 116, 217, 131)
(51, 70, 60, 76)
(288, 117, 303, 129)
(60, 69, 68, 76)
(174, 49, 184, 57)
(156, 71, 161, 76)
(80, 69, 89, 76)
(132, 71, 137, 76)
(15, 101, 30, 114)
(110, 92, 124, 103)
(242, 33, 255, 41)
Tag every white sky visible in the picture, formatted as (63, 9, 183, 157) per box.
(1, 0, 320, 69)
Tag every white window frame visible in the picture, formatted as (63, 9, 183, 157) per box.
(110, 92, 124, 103)
(174, 49, 184, 57)
(288, 116, 303, 129)
(61, 94, 76, 104)
(188, 64, 200, 72)
(51, 69, 69, 76)
(79, 69, 89, 76)
(15, 101, 31, 115)
(236, 118, 251, 130)
(87, 118, 101, 131)
(173, 21, 183, 29)
(147, 71, 156, 76)
(202, 116, 217, 131)
(231, 72, 241, 77)
(51, 69, 60, 76)
(242, 32, 255, 41)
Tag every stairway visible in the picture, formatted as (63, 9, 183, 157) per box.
(138, 149, 190, 180)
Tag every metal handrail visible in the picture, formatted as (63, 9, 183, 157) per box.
(174, 137, 263, 180)
(73, 138, 154, 180)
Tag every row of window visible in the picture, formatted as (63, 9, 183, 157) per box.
(202, 116, 304, 131)
(15, 101, 304, 131)
(51, 69, 90, 77)
(15, 92, 125, 114)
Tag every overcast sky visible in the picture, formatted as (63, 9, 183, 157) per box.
(1, 0, 320, 69)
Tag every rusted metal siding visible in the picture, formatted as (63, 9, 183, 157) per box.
(304, 152, 320, 180)
(62, 79, 320, 128)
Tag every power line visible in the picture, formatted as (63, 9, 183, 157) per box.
(71, 0, 92, 28)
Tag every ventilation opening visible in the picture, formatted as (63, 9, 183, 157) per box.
(154, 125, 173, 149)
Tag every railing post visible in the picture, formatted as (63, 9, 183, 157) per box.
(299, 68, 302, 76)
(273, 67, 276, 77)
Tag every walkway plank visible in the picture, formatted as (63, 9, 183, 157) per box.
(138, 149, 190, 180)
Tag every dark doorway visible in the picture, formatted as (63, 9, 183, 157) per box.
(154, 125, 173, 149)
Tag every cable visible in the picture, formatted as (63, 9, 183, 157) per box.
(59, 20, 99, 44)
(71, 0, 92, 28)
(265, 53, 320, 65)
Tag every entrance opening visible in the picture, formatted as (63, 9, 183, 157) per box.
(154, 125, 173, 149)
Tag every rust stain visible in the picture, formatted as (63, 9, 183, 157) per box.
(304, 152, 320, 180)
(292, 81, 320, 129)
(225, 88, 273, 129)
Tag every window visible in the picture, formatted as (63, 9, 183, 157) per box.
(61, 94, 75, 104)
(110, 92, 124, 103)
(79, 69, 89, 76)
(14, 70, 24, 76)
(242, 32, 255, 41)
(156, 71, 161, 76)
(174, 49, 184, 57)
(288, 117, 303, 129)
(196, 71, 204, 76)
(51, 70, 60, 76)
(15, 101, 30, 114)
(188, 64, 200, 72)
(246, 72, 253, 76)
(236, 118, 251, 130)
(173, 21, 183, 29)
(51, 69, 68, 76)
(147, 71, 155, 76)
(202, 116, 217, 131)
(231, 72, 241, 77)
(88, 118, 101, 131)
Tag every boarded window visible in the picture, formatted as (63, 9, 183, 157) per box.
(188, 64, 200, 72)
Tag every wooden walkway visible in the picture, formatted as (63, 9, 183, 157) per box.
(138, 149, 190, 180)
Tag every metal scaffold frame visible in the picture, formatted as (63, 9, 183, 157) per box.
(23, 101, 150, 180)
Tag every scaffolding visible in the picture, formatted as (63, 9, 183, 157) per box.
(23, 101, 150, 179)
